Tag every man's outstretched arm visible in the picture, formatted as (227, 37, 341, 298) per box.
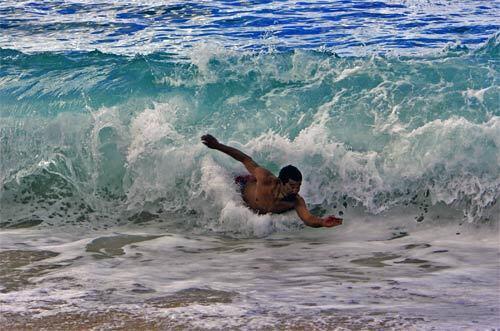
(295, 195, 343, 228)
(201, 134, 274, 180)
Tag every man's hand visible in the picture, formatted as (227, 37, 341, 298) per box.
(321, 215, 343, 227)
(201, 134, 220, 149)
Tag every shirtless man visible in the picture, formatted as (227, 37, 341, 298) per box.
(201, 134, 343, 228)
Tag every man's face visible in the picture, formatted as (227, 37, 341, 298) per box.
(284, 179, 301, 195)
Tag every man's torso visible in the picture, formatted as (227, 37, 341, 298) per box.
(241, 178, 296, 214)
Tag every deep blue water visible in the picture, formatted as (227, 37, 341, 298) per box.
(1, 0, 498, 55)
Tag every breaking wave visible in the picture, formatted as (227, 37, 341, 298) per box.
(0, 35, 499, 233)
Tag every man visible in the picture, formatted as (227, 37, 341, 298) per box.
(201, 134, 343, 228)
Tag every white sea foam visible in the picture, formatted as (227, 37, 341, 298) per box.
(127, 104, 183, 164)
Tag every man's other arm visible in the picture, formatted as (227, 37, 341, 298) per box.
(201, 134, 275, 182)
(295, 195, 343, 228)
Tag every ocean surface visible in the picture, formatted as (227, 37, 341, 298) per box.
(1, 1, 499, 329)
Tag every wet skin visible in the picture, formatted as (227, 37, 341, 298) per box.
(201, 134, 342, 228)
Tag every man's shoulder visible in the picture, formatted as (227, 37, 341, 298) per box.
(254, 167, 278, 184)
(294, 194, 306, 205)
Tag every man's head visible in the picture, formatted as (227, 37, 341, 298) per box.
(279, 165, 302, 196)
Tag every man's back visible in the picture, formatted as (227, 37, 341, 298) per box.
(241, 177, 296, 214)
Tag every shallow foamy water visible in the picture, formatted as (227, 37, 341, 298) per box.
(1, 209, 498, 330)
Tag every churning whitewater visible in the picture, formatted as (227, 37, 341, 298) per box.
(1, 38, 499, 233)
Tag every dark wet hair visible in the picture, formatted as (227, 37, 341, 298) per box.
(278, 165, 302, 184)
